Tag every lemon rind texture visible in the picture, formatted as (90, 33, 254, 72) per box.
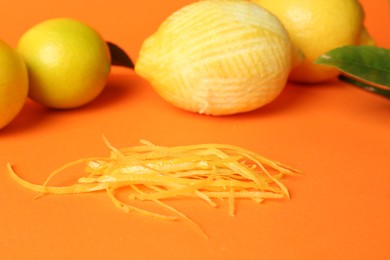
(136, 0, 292, 115)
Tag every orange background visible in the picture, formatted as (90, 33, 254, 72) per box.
(1, 0, 389, 259)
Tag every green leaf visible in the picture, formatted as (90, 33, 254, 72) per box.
(106, 41, 134, 69)
(315, 45, 390, 88)
(339, 75, 390, 99)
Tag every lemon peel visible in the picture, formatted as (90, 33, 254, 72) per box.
(252, 0, 375, 83)
(17, 18, 111, 109)
(0, 40, 28, 129)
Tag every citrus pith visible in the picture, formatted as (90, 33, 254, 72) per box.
(135, 0, 293, 115)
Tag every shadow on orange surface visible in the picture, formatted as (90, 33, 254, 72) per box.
(0, 72, 137, 136)
(0, 100, 48, 135)
(78, 72, 138, 111)
(234, 81, 338, 119)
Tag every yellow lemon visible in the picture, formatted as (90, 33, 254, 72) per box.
(17, 18, 111, 109)
(251, 0, 374, 83)
(135, 0, 293, 116)
(0, 40, 28, 130)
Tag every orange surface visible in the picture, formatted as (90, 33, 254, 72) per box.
(1, 0, 389, 259)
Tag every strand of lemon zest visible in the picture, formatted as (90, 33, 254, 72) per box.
(105, 184, 177, 221)
(153, 198, 209, 239)
(246, 153, 291, 198)
(253, 198, 265, 204)
(7, 163, 106, 195)
(136, 158, 215, 174)
(41, 157, 106, 187)
(102, 134, 124, 158)
(139, 139, 156, 146)
(132, 173, 215, 201)
(228, 186, 235, 217)
(202, 147, 268, 186)
(130, 184, 209, 239)
(168, 169, 228, 178)
(180, 143, 299, 175)
(35, 157, 107, 199)
(206, 179, 277, 191)
(144, 184, 164, 192)
(199, 191, 286, 199)
(127, 190, 283, 200)
(102, 171, 202, 187)
(194, 190, 217, 207)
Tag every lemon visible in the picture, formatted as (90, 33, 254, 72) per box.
(0, 40, 28, 130)
(251, 0, 374, 83)
(17, 18, 111, 109)
(135, 0, 293, 116)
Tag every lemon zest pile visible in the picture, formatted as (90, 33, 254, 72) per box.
(7, 138, 301, 237)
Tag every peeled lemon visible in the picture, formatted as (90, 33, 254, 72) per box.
(135, 0, 293, 115)
(251, 0, 375, 83)
(17, 18, 111, 109)
(0, 40, 28, 130)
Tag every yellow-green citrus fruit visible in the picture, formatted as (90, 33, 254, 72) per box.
(135, 0, 293, 116)
(17, 18, 111, 109)
(0, 40, 28, 129)
(252, 0, 374, 83)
